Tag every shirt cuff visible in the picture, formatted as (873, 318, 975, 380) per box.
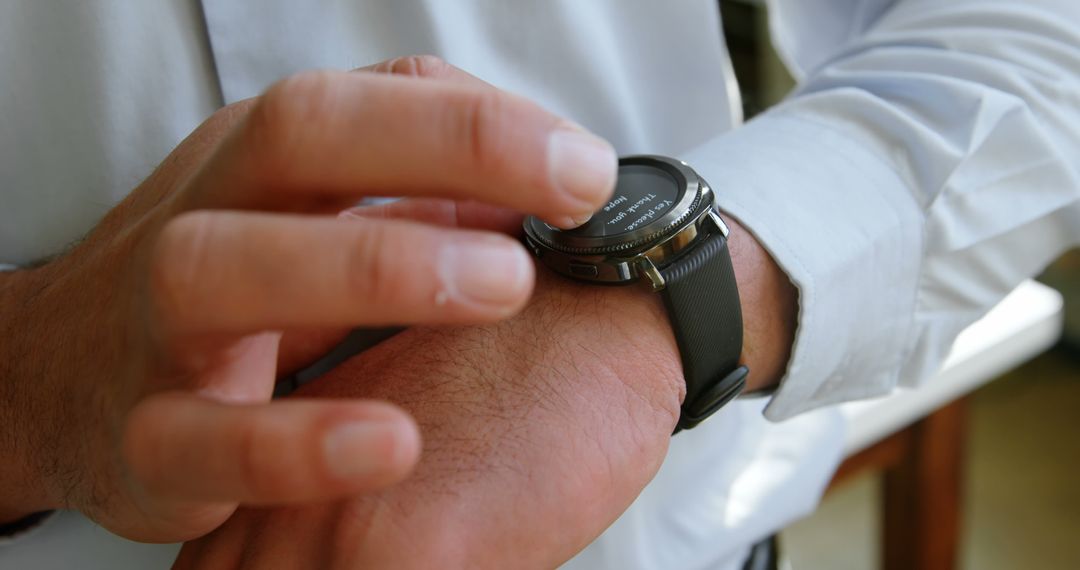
(684, 113, 924, 421)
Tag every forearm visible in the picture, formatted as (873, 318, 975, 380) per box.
(0, 267, 56, 522)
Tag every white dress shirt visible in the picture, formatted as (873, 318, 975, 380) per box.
(1, 1, 1078, 568)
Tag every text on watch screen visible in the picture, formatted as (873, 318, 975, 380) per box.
(567, 165, 680, 238)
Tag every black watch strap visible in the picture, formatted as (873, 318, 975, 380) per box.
(658, 227, 748, 433)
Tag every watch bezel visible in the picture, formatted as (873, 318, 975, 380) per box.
(523, 155, 704, 256)
(523, 156, 723, 289)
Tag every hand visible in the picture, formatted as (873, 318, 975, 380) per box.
(0, 56, 616, 541)
(175, 210, 797, 568)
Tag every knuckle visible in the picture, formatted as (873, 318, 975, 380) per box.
(344, 222, 398, 307)
(121, 401, 159, 483)
(150, 212, 216, 325)
(261, 71, 341, 126)
(215, 98, 260, 129)
(389, 54, 451, 78)
(202, 98, 258, 134)
(454, 90, 511, 175)
(235, 419, 292, 499)
(235, 421, 267, 497)
(248, 71, 343, 166)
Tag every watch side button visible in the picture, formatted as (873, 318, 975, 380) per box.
(568, 262, 599, 278)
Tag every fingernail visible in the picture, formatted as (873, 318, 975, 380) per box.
(439, 238, 531, 308)
(547, 126, 617, 213)
(548, 213, 593, 230)
(324, 421, 401, 479)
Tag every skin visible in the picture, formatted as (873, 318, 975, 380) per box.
(174, 62, 798, 568)
(174, 205, 795, 569)
(0, 57, 619, 541)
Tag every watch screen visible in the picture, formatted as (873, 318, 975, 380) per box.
(566, 164, 681, 238)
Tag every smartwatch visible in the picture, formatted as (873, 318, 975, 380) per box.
(523, 155, 748, 432)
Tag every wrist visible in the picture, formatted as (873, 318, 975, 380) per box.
(527, 212, 798, 426)
(723, 214, 797, 393)
(523, 155, 794, 430)
(531, 268, 685, 427)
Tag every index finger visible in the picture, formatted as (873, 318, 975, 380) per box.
(182, 70, 616, 229)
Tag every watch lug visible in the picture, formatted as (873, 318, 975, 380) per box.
(638, 257, 666, 292)
(706, 209, 730, 238)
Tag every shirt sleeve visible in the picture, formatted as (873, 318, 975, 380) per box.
(685, 0, 1080, 420)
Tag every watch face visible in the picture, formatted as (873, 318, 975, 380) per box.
(523, 155, 707, 268)
(566, 164, 682, 238)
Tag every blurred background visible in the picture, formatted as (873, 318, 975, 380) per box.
(720, 0, 1080, 568)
